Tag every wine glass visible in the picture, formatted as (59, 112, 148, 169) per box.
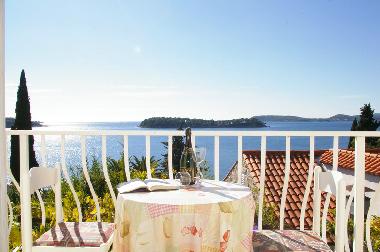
(175, 171, 191, 187)
(194, 147, 206, 185)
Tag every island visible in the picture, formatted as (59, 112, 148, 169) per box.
(139, 117, 267, 128)
(6, 117, 43, 128)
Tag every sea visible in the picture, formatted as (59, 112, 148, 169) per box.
(15, 121, 353, 179)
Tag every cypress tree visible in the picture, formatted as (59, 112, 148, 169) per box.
(10, 70, 39, 183)
(358, 104, 379, 130)
(348, 118, 358, 148)
(161, 124, 185, 174)
(348, 103, 380, 149)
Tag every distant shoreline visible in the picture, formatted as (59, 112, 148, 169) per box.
(255, 113, 379, 122)
(9, 112, 378, 129)
(5, 117, 43, 128)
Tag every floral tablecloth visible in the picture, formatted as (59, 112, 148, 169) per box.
(113, 180, 255, 252)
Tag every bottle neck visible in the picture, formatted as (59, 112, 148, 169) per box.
(185, 134, 192, 148)
(184, 128, 193, 148)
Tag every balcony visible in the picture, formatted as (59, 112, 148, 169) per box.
(4, 129, 380, 251)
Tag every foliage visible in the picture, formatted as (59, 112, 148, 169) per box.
(261, 203, 280, 230)
(348, 103, 380, 148)
(326, 208, 354, 249)
(326, 209, 380, 251)
(251, 187, 280, 230)
(129, 155, 159, 171)
(10, 70, 39, 183)
(129, 155, 162, 178)
(161, 134, 185, 175)
(368, 216, 380, 251)
(8, 223, 21, 250)
(7, 152, 165, 251)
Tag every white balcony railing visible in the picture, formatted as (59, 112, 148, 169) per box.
(4, 129, 380, 252)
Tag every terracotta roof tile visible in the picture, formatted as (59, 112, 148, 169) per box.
(243, 150, 335, 230)
(320, 149, 380, 176)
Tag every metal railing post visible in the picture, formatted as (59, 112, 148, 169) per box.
(20, 134, 33, 251)
(258, 136, 266, 230)
(214, 136, 219, 181)
(146, 136, 151, 179)
(168, 136, 173, 179)
(353, 136, 365, 252)
(237, 136, 243, 184)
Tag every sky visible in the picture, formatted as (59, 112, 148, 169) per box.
(5, 0, 380, 122)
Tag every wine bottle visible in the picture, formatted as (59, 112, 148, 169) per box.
(180, 128, 197, 185)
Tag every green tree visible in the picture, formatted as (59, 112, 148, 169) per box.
(129, 155, 159, 171)
(160, 125, 185, 174)
(348, 103, 380, 148)
(129, 155, 161, 178)
(348, 117, 358, 148)
(10, 70, 39, 183)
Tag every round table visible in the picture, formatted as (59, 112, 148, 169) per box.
(113, 180, 255, 252)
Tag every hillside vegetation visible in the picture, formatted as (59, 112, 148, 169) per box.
(139, 117, 267, 128)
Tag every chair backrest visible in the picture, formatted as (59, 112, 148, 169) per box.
(313, 166, 346, 252)
(29, 165, 63, 223)
(368, 182, 380, 217)
(366, 181, 380, 252)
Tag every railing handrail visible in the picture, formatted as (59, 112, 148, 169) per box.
(5, 129, 380, 137)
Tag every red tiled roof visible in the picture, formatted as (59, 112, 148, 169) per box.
(243, 150, 335, 230)
(365, 148, 380, 154)
(320, 149, 380, 176)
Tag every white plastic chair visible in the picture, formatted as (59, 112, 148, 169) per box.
(29, 166, 114, 252)
(313, 167, 346, 252)
(252, 167, 346, 252)
(366, 181, 380, 252)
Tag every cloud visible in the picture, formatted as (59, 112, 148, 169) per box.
(29, 88, 61, 95)
(114, 90, 181, 98)
(109, 87, 181, 98)
(133, 45, 141, 54)
(337, 94, 367, 100)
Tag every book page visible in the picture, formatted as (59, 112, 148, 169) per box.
(117, 179, 148, 193)
(144, 179, 179, 191)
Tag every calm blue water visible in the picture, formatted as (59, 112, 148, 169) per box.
(18, 121, 352, 179)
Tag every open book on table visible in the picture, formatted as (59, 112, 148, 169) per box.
(117, 179, 179, 193)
